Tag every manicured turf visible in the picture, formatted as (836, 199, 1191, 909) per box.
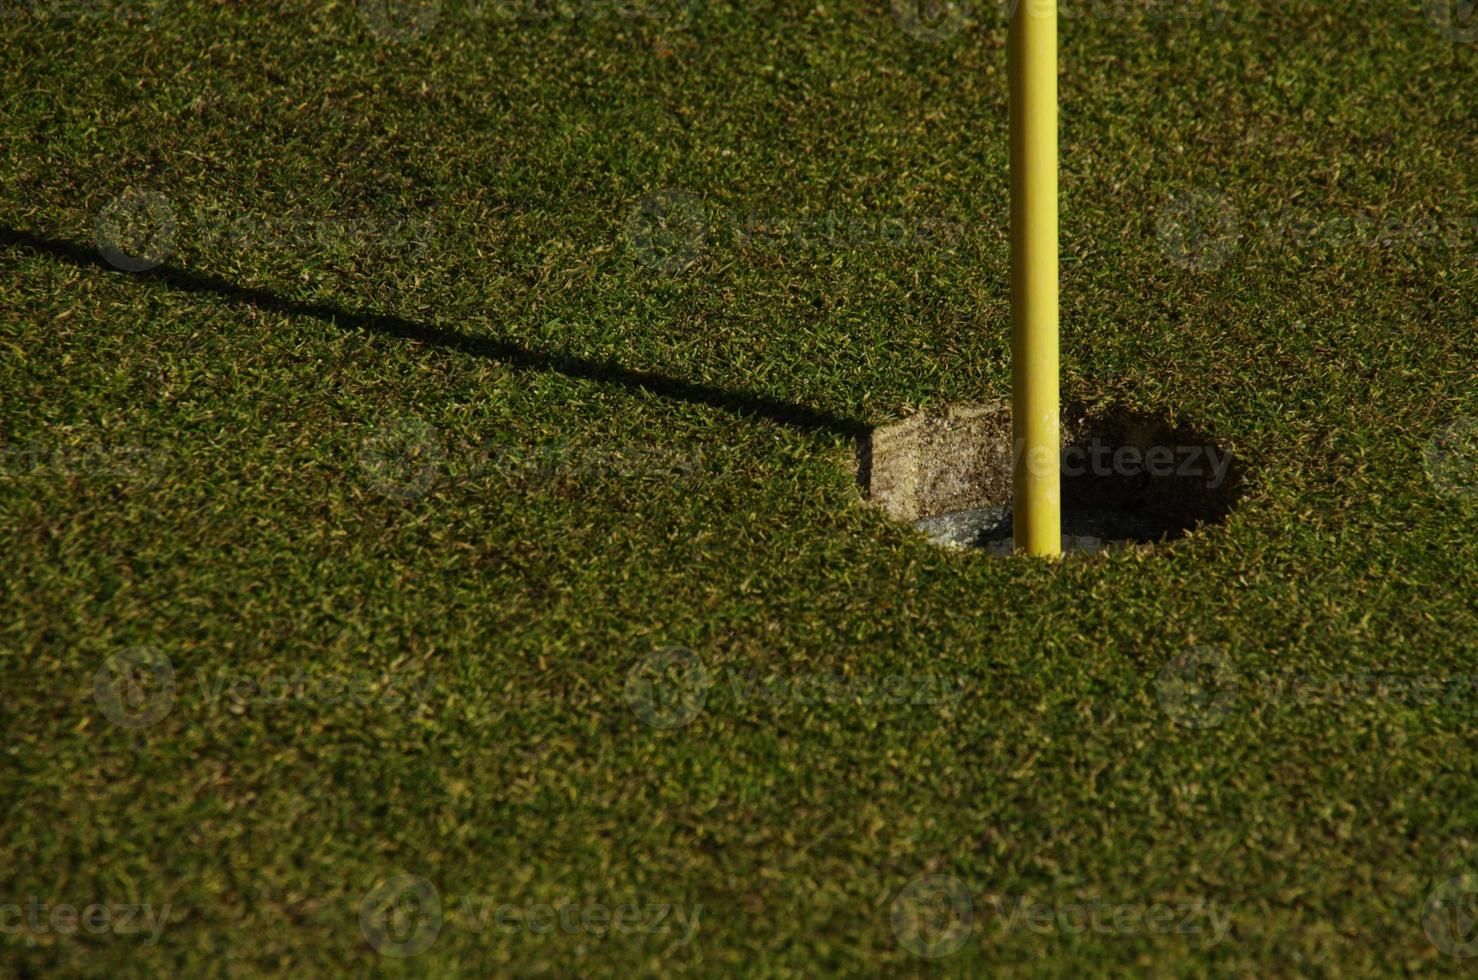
(2, 0, 1476, 975)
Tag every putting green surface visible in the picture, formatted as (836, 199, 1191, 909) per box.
(2, 0, 1477, 975)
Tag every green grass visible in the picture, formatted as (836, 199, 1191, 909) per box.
(2, 0, 1477, 975)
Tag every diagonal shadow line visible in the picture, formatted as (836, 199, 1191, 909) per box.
(1, 228, 870, 440)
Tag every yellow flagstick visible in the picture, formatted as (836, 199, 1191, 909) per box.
(1009, 0, 1061, 556)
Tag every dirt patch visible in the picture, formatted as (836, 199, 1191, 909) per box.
(859, 401, 1015, 523)
(859, 402, 1246, 552)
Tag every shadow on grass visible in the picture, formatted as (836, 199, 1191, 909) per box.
(1, 227, 869, 440)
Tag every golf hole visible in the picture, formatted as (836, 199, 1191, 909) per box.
(859, 402, 1245, 555)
